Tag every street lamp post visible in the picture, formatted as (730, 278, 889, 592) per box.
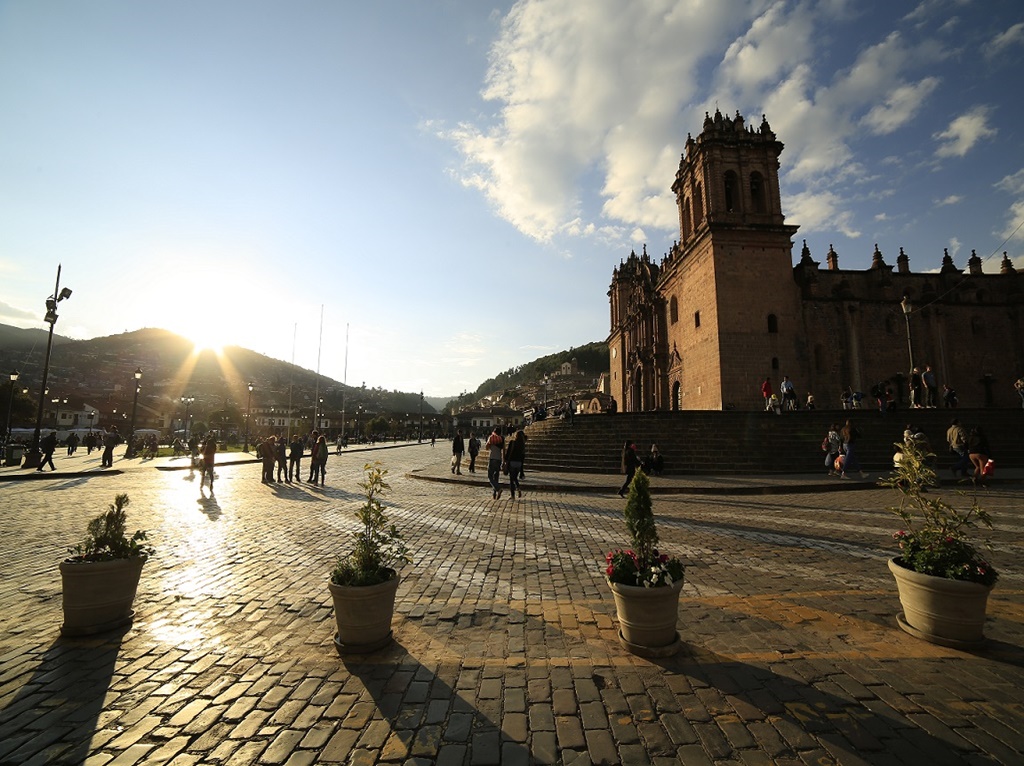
(126, 368, 142, 458)
(181, 396, 195, 441)
(23, 266, 71, 468)
(4, 369, 19, 448)
(900, 297, 916, 405)
(244, 382, 254, 453)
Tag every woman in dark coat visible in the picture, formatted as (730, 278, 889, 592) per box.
(619, 440, 640, 497)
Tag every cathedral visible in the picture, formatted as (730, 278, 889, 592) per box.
(607, 109, 1024, 411)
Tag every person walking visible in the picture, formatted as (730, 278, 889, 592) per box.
(485, 426, 504, 499)
(307, 431, 321, 482)
(1015, 377, 1024, 409)
(618, 440, 640, 497)
(467, 432, 480, 473)
(823, 423, 843, 476)
(946, 418, 971, 478)
(452, 429, 465, 475)
(37, 431, 58, 471)
(761, 377, 773, 411)
(261, 435, 277, 484)
(101, 426, 120, 468)
(288, 434, 303, 482)
(66, 432, 79, 456)
(505, 427, 526, 500)
(967, 426, 992, 485)
(276, 436, 288, 483)
(312, 433, 328, 485)
(923, 365, 938, 407)
(839, 419, 868, 479)
(200, 432, 217, 494)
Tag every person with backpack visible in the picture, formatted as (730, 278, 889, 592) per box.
(467, 432, 480, 473)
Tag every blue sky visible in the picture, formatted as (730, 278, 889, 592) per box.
(1, 1, 1022, 398)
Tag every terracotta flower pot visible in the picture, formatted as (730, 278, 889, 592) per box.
(329, 575, 400, 654)
(609, 578, 684, 657)
(888, 558, 993, 648)
(60, 557, 146, 636)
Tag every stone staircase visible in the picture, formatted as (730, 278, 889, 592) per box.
(521, 409, 1024, 474)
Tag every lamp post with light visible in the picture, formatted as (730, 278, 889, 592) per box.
(126, 368, 142, 458)
(181, 396, 195, 441)
(23, 266, 72, 468)
(900, 296, 916, 406)
(244, 382, 254, 453)
(4, 369, 19, 450)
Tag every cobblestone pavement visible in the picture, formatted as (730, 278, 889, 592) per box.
(1, 445, 1022, 765)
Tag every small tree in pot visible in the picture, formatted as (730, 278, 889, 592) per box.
(882, 437, 998, 647)
(329, 461, 411, 653)
(604, 470, 685, 656)
(61, 493, 153, 636)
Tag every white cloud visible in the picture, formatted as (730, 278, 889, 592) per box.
(785, 189, 861, 238)
(446, 0, 758, 242)
(987, 22, 1024, 58)
(996, 169, 1024, 196)
(935, 195, 962, 206)
(861, 77, 940, 135)
(0, 300, 37, 323)
(948, 237, 961, 257)
(933, 106, 997, 158)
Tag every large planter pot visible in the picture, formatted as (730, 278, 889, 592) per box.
(609, 578, 684, 657)
(329, 575, 400, 654)
(60, 557, 146, 636)
(888, 558, 993, 648)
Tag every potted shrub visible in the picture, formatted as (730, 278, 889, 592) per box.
(329, 461, 411, 654)
(604, 469, 686, 657)
(60, 493, 153, 636)
(882, 437, 998, 648)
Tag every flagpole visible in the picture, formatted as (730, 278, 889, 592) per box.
(341, 323, 349, 446)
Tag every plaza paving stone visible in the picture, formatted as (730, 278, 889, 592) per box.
(0, 443, 1022, 764)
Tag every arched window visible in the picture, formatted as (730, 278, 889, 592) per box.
(672, 381, 681, 410)
(724, 171, 738, 212)
(750, 171, 765, 213)
(693, 181, 703, 223)
(682, 199, 691, 240)
(669, 296, 679, 324)
(771, 357, 779, 370)
(767, 314, 778, 333)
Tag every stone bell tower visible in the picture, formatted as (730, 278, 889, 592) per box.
(658, 109, 802, 410)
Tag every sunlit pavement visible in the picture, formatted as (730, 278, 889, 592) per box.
(1, 445, 1022, 765)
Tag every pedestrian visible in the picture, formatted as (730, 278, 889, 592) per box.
(307, 431, 321, 482)
(261, 435, 277, 483)
(618, 440, 640, 497)
(945, 418, 971, 478)
(276, 435, 288, 482)
(101, 426, 120, 468)
(1015, 376, 1024, 409)
(923, 365, 938, 407)
(288, 433, 303, 482)
(312, 433, 328, 485)
(568, 397, 576, 425)
(84, 431, 97, 455)
(485, 426, 504, 499)
(761, 377, 773, 410)
(943, 384, 958, 408)
(839, 419, 868, 479)
(467, 431, 480, 473)
(66, 432, 79, 456)
(200, 432, 217, 494)
(805, 393, 815, 410)
(780, 375, 797, 410)
(967, 426, 992, 485)
(37, 431, 58, 471)
(822, 423, 843, 476)
(452, 429, 465, 475)
(505, 426, 526, 499)
(644, 444, 664, 476)
(910, 367, 923, 408)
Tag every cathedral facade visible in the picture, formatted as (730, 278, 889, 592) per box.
(608, 109, 1024, 411)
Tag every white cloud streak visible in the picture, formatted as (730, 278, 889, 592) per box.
(933, 106, 997, 158)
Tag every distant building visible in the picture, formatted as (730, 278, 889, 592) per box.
(608, 109, 1024, 411)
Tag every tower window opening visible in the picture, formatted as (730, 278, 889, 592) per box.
(767, 314, 778, 333)
(750, 171, 765, 213)
(724, 171, 738, 213)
